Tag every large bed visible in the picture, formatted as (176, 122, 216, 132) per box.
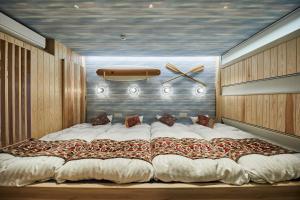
(189, 123, 300, 184)
(1, 121, 300, 188)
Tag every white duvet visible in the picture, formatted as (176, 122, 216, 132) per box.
(150, 122, 249, 185)
(40, 123, 111, 142)
(55, 123, 154, 184)
(190, 123, 300, 183)
(0, 123, 110, 186)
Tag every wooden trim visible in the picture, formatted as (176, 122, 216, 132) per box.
(0, 181, 299, 200)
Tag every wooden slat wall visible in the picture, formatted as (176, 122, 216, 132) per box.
(220, 35, 300, 137)
(0, 31, 86, 147)
(0, 38, 31, 147)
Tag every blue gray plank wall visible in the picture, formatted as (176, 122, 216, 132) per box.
(86, 57, 218, 123)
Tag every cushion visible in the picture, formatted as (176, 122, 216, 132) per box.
(158, 114, 176, 126)
(125, 115, 141, 128)
(196, 115, 215, 128)
(90, 113, 111, 126)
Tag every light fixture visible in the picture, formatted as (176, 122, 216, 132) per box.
(128, 85, 140, 98)
(193, 85, 206, 97)
(96, 84, 109, 97)
(149, 4, 153, 8)
(161, 84, 173, 98)
(74, 4, 79, 9)
(120, 33, 127, 40)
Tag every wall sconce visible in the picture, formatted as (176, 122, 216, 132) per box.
(96, 84, 109, 97)
(127, 84, 140, 97)
(161, 84, 173, 98)
(193, 85, 206, 97)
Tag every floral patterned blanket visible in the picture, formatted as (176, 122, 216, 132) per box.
(151, 137, 294, 161)
(0, 137, 294, 163)
(0, 138, 152, 162)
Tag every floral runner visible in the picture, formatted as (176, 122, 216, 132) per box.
(0, 138, 151, 162)
(151, 137, 294, 161)
(0, 137, 294, 163)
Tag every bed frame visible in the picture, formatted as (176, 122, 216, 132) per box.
(1, 181, 300, 200)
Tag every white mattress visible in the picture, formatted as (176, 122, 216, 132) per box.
(0, 123, 110, 186)
(55, 123, 154, 184)
(190, 123, 300, 183)
(150, 122, 249, 185)
(40, 123, 111, 142)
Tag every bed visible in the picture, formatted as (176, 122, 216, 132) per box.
(0, 123, 111, 186)
(150, 121, 249, 185)
(189, 123, 300, 183)
(54, 123, 154, 184)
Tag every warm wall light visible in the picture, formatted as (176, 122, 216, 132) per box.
(161, 84, 173, 98)
(128, 84, 140, 98)
(96, 84, 109, 97)
(193, 85, 206, 97)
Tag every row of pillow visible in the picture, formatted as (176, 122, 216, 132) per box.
(90, 113, 215, 128)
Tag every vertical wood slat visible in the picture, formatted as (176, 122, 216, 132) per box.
(251, 55, 258, 81)
(37, 50, 44, 138)
(297, 37, 300, 73)
(21, 48, 27, 141)
(285, 94, 294, 134)
(286, 38, 297, 75)
(257, 52, 264, 80)
(14, 46, 21, 143)
(270, 46, 278, 77)
(30, 47, 38, 138)
(269, 95, 278, 130)
(277, 94, 286, 132)
(263, 49, 271, 79)
(294, 94, 300, 136)
(26, 50, 31, 138)
(7, 43, 14, 144)
(277, 42, 287, 76)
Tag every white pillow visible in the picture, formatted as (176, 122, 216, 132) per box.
(190, 116, 198, 124)
(156, 114, 175, 120)
(108, 115, 113, 122)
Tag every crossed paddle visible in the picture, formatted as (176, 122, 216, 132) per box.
(163, 63, 206, 86)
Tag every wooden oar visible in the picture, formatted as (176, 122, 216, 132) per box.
(163, 65, 204, 84)
(165, 63, 207, 86)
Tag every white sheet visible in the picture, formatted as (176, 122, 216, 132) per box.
(55, 123, 154, 184)
(0, 123, 110, 186)
(40, 123, 111, 142)
(151, 122, 249, 185)
(190, 123, 300, 183)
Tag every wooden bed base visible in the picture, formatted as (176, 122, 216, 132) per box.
(1, 181, 300, 200)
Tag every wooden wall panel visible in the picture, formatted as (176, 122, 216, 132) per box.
(0, 39, 31, 147)
(0, 31, 86, 146)
(220, 35, 300, 138)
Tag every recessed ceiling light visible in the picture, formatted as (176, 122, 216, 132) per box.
(74, 4, 79, 9)
(149, 4, 153, 8)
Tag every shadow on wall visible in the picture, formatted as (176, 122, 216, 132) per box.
(86, 56, 218, 123)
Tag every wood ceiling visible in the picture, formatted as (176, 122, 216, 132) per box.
(0, 0, 299, 56)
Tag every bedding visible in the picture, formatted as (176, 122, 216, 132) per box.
(190, 123, 300, 183)
(55, 123, 154, 184)
(40, 123, 111, 142)
(150, 122, 249, 185)
(0, 123, 110, 186)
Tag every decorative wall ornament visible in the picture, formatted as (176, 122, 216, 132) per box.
(96, 68, 160, 81)
(127, 84, 140, 98)
(163, 63, 206, 86)
(161, 84, 173, 98)
(193, 85, 206, 97)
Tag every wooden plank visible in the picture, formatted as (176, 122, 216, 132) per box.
(21, 48, 27, 141)
(263, 49, 271, 79)
(230, 65, 234, 85)
(7, 43, 14, 144)
(49, 55, 55, 133)
(256, 95, 263, 127)
(1, 181, 300, 200)
(277, 42, 287, 76)
(26, 50, 31, 138)
(294, 94, 300, 136)
(81, 64, 86, 123)
(277, 94, 286, 132)
(43, 53, 50, 135)
(0, 40, 9, 147)
(270, 46, 278, 77)
(286, 38, 297, 75)
(14, 46, 22, 142)
(297, 37, 300, 73)
(285, 94, 294, 134)
(238, 61, 243, 83)
(269, 95, 278, 131)
(234, 63, 239, 84)
(30, 47, 38, 138)
(245, 95, 251, 124)
(257, 52, 264, 80)
(37, 50, 44, 138)
(251, 95, 257, 125)
(251, 55, 258, 81)
(262, 95, 270, 128)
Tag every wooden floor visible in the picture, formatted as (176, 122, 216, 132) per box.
(1, 181, 300, 200)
